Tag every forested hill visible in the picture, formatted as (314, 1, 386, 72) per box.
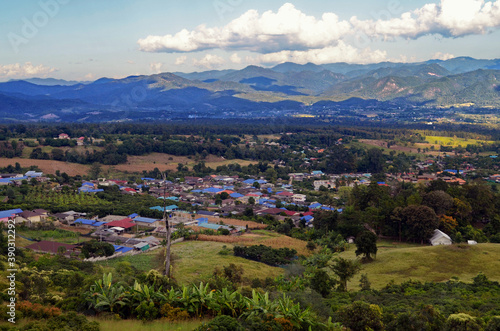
(0, 57, 499, 122)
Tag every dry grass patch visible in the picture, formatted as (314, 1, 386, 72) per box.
(0, 158, 89, 176)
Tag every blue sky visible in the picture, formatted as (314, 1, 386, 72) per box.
(1, 0, 499, 81)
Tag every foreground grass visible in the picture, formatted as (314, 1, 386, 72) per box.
(93, 318, 204, 331)
(171, 241, 284, 285)
(339, 243, 500, 291)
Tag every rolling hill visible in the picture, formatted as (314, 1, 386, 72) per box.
(0, 57, 499, 122)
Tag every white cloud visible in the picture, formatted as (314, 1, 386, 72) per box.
(83, 73, 95, 81)
(432, 51, 455, 60)
(0, 62, 56, 79)
(229, 53, 242, 64)
(138, 3, 351, 53)
(352, 0, 500, 39)
(247, 41, 387, 65)
(150, 62, 164, 73)
(126, 60, 135, 64)
(175, 55, 187, 65)
(192, 54, 225, 69)
(138, 0, 500, 59)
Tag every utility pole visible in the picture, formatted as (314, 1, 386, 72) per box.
(162, 173, 172, 278)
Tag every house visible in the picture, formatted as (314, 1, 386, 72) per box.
(197, 210, 219, 217)
(292, 194, 307, 203)
(25, 171, 43, 178)
(17, 210, 46, 224)
(133, 217, 162, 228)
(105, 219, 136, 232)
(0, 208, 23, 223)
(430, 229, 452, 246)
(134, 242, 150, 252)
(58, 133, 70, 139)
(73, 218, 105, 228)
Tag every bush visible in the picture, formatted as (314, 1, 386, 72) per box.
(446, 313, 482, 331)
(233, 244, 296, 266)
(195, 315, 243, 331)
(336, 301, 384, 331)
(160, 303, 190, 321)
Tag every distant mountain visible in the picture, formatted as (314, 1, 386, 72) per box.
(272, 62, 325, 73)
(19, 78, 89, 86)
(1, 57, 499, 122)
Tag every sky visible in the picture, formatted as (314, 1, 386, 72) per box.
(0, 0, 500, 82)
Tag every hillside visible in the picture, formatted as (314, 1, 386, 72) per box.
(339, 243, 500, 290)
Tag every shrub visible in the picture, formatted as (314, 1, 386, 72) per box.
(160, 303, 190, 321)
(195, 315, 243, 331)
(336, 301, 384, 331)
(446, 313, 482, 331)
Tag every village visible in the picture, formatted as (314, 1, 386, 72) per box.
(0, 153, 484, 261)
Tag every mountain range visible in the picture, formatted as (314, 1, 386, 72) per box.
(0, 57, 499, 122)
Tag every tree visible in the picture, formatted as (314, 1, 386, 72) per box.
(355, 231, 378, 262)
(309, 269, 334, 297)
(248, 197, 255, 205)
(396, 205, 439, 243)
(81, 241, 115, 258)
(336, 301, 384, 331)
(422, 190, 453, 216)
(88, 163, 102, 179)
(329, 257, 361, 292)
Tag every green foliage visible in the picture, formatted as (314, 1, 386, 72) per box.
(336, 301, 384, 331)
(355, 231, 378, 261)
(195, 315, 243, 331)
(233, 245, 297, 266)
(81, 240, 115, 258)
(329, 257, 362, 292)
(446, 313, 482, 331)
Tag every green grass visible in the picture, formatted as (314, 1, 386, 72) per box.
(95, 248, 161, 272)
(92, 318, 205, 331)
(171, 241, 284, 285)
(424, 135, 492, 147)
(18, 229, 87, 245)
(338, 243, 500, 291)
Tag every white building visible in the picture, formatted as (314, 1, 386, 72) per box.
(430, 229, 452, 246)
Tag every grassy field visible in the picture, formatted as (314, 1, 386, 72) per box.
(423, 135, 492, 147)
(95, 248, 162, 273)
(17, 228, 88, 245)
(171, 240, 284, 285)
(93, 318, 205, 331)
(338, 242, 500, 291)
(0, 318, 204, 331)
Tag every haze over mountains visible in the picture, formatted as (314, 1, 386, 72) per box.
(0, 57, 499, 122)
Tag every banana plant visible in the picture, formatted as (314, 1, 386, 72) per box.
(214, 288, 246, 317)
(242, 290, 278, 320)
(86, 273, 129, 313)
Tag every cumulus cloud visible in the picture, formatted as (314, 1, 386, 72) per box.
(247, 41, 387, 65)
(138, 1, 500, 58)
(229, 53, 242, 64)
(0, 62, 56, 79)
(138, 3, 351, 53)
(175, 55, 187, 65)
(192, 54, 225, 69)
(150, 62, 164, 73)
(352, 0, 500, 39)
(432, 51, 455, 60)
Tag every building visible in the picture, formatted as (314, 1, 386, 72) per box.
(430, 229, 452, 246)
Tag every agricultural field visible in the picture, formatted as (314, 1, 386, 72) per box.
(338, 242, 500, 291)
(0, 157, 90, 176)
(25, 188, 111, 210)
(423, 135, 493, 147)
(111, 153, 256, 173)
(17, 228, 86, 245)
